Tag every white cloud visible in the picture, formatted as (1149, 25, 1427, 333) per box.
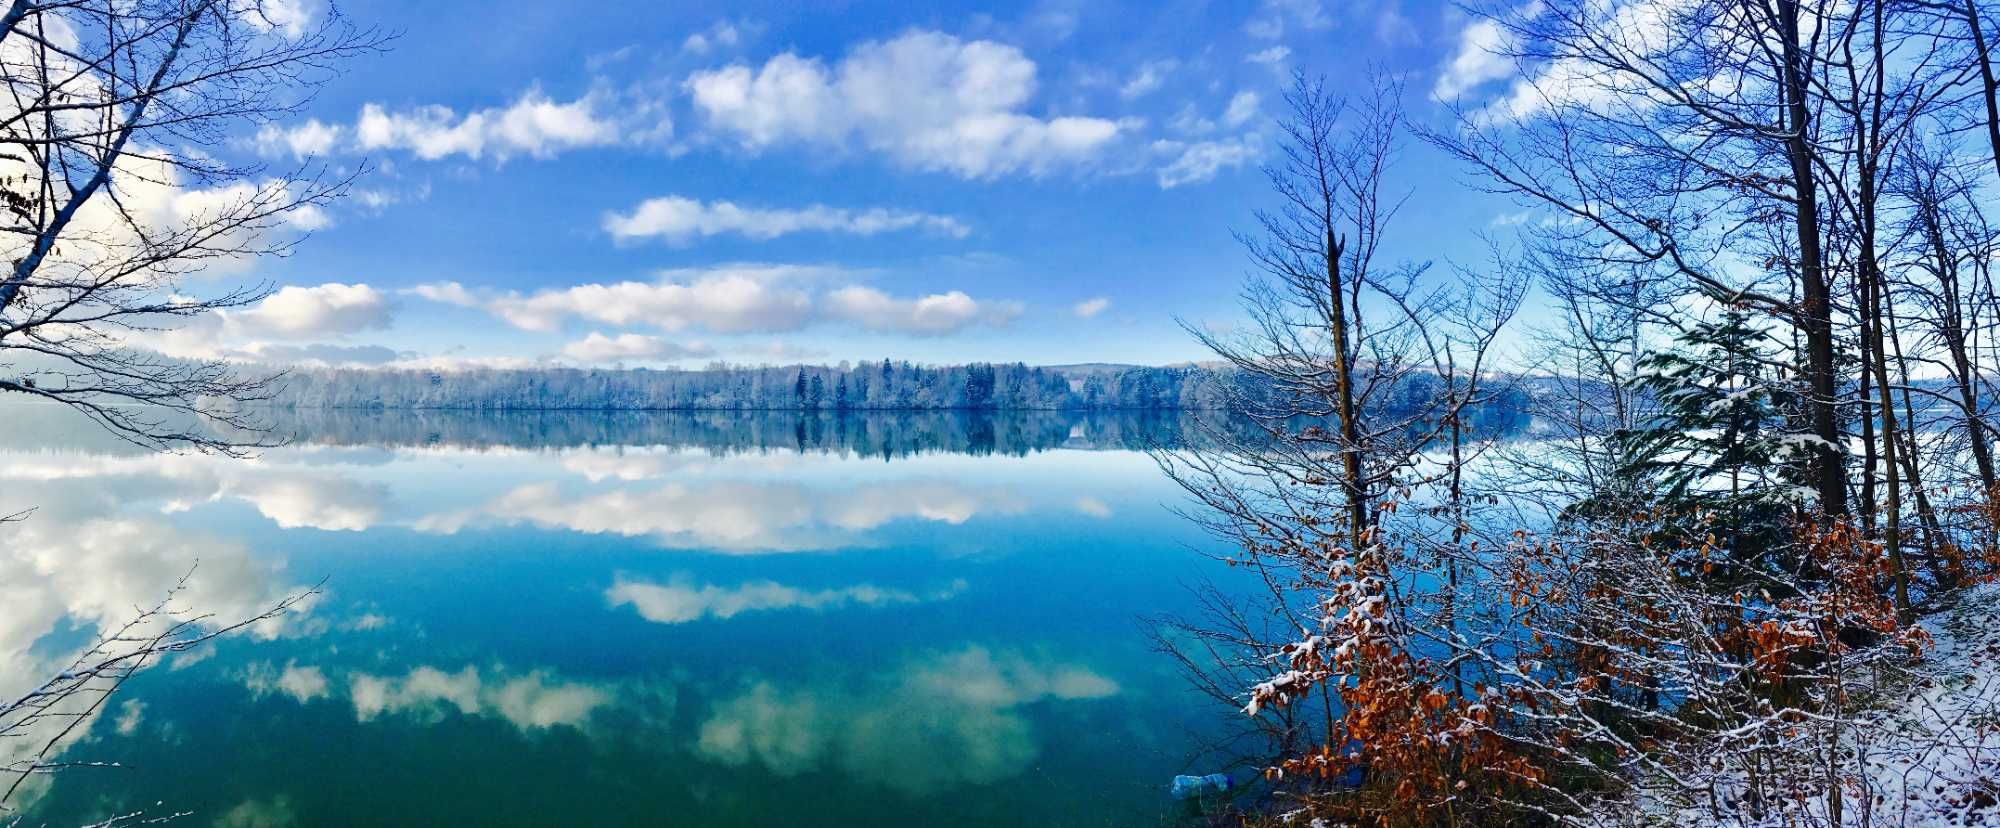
(1245, 45, 1291, 71)
(686, 30, 1125, 178)
(1222, 91, 1261, 128)
(1154, 137, 1259, 188)
(681, 21, 742, 55)
(254, 88, 648, 163)
(238, 343, 402, 366)
(606, 575, 964, 624)
(1434, 18, 1517, 100)
(255, 118, 341, 160)
(222, 282, 394, 339)
(413, 265, 1021, 338)
(406, 281, 480, 308)
(1074, 496, 1113, 518)
(1072, 297, 1110, 318)
(241, 0, 320, 39)
(355, 89, 624, 161)
(560, 332, 714, 363)
(165, 176, 332, 235)
(603, 195, 968, 244)
(1469, 0, 1686, 123)
(824, 286, 1021, 336)
(1244, 0, 1330, 40)
(424, 266, 817, 334)
(1375, 2, 1420, 46)
(1119, 60, 1177, 100)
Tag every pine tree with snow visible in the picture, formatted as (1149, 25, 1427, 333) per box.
(1577, 301, 1812, 583)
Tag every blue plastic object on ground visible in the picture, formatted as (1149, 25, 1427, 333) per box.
(1169, 773, 1232, 800)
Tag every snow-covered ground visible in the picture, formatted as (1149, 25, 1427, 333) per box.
(1636, 584, 2000, 827)
(1841, 583, 2000, 827)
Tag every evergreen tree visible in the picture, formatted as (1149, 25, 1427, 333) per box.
(1580, 302, 1811, 581)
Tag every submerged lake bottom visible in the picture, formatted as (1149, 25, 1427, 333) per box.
(3, 408, 1248, 826)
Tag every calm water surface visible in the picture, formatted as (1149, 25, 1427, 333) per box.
(5, 408, 1241, 826)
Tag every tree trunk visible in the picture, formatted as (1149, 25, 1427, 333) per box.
(1779, 0, 1851, 519)
(1325, 231, 1368, 544)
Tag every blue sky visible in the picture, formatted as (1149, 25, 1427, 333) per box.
(188, 0, 1531, 369)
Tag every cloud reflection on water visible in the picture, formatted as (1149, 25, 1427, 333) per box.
(607, 574, 967, 623)
(416, 478, 1026, 553)
(695, 646, 1119, 793)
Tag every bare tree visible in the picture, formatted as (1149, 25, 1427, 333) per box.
(0, 0, 381, 452)
(1171, 0, 2000, 820)
(0, 1, 380, 818)
(1158, 70, 1526, 821)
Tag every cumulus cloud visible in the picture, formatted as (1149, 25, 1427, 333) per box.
(1434, 17, 1517, 100)
(240, 0, 320, 39)
(1072, 297, 1110, 318)
(606, 575, 965, 624)
(411, 264, 1019, 338)
(686, 30, 1125, 178)
(413, 266, 817, 335)
(824, 286, 1021, 336)
(602, 195, 968, 244)
(221, 282, 395, 339)
(1466, 0, 1691, 123)
(695, 647, 1117, 792)
(681, 20, 743, 55)
(254, 118, 341, 160)
(560, 332, 714, 363)
(255, 86, 668, 164)
(355, 89, 623, 161)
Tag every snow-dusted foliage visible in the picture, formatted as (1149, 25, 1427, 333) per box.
(1163, 0, 2000, 822)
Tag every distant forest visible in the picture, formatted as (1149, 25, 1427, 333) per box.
(268, 361, 1218, 410)
(264, 361, 1539, 420)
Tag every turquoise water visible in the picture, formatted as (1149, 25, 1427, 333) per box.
(3, 409, 1241, 826)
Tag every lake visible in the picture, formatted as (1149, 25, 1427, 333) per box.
(1, 408, 1246, 826)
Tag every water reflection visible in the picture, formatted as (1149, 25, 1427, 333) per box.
(416, 477, 1026, 553)
(695, 647, 1120, 794)
(606, 575, 969, 624)
(2, 406, 1227, 826)
(260, 407, 1232, 454)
